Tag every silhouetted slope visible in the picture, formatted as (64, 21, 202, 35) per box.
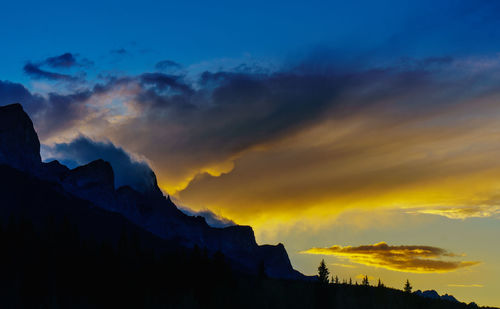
(0, 102, 301, 279)
(0, 164, 183, 254)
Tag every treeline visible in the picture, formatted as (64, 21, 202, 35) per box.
(0, 216, 493, 309)
(318, 259, 413, 292)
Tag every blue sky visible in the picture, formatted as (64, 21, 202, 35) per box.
(3, 0, 500, 85)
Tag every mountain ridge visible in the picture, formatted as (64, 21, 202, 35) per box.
(0, 102, 302, 279)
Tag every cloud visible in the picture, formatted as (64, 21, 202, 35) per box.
(23, 62, 79, 81)
(44, 52, 78, 68)
(301, 242, 480, 273)
(448, 284, 484, 288)
(140, 73, 193, 95)
(38, 91, 92, 135)
(407, 206, 500, 220)
(44, 52, 93, 69)
(6, 52, 500, 229)
(78, 62, 348, 195)
(43, 136, 158, 194)
(23, 53, 90, 81)
(171, 55, 500, 225)
(0, 80, 45, 113)
(177, 205, 236, 228)
(331, 263, 357, 269)
(155, 60, 182, 72)
(0, 81, 91, 139)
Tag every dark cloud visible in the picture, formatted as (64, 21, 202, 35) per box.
(155, 60, 182, 72)
(140, 73, 194, 95)
(0, 80, 92, 140)
(0, 80, 45, 114)
(6, 52, 500, 219)
(44, 136, 158, 194)
(103, 67, 351, 191)
(20, 54, 467, 193)
(38, 91, 92, 136)
(23, 52, 91, 81)
(43, 52, 94, 69)
(302, 242, 480, 273)
(23, 62, 79, 81)
(44, 52, 78, 68)
(134, 69, 343, 154)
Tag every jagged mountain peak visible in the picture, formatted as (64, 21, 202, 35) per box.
(414, 290, 459, 303)
(65, 159, 115, 189)
(43, 160, 70, 174)
(0, 103, 41, 172)
(1, 102, 23, 111)
(141, 169, 164, 198)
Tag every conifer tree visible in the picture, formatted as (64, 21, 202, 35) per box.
(377, 278, 384, 288)
(404, 279, 412, 293)
(317, 259, 330, 284)
(362, 275, 369, 286)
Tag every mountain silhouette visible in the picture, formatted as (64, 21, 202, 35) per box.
(0, 102, 302, 279)
(415, 290, 459, 302)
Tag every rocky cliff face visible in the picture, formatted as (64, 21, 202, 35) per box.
(61, 159, 118, 211)
(0, 103, 303, 279)
(0, 103, 41, 172)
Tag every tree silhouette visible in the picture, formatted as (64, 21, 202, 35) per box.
(317, 259, 330, 284)
(377, 278, 384, 288)
(404, 279, 412, 293)
(362, 275, 369, 286)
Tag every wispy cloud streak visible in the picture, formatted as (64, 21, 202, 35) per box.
(407, 205, 500, 220)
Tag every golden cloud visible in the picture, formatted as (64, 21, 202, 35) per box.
(175, 105, 500, 228)
(29, 55, 500, 231)
(448, 284, 484, 288)
(301, 242, 480, 273)
(407, 206, 500, 220)
(331, 263, 357, 269)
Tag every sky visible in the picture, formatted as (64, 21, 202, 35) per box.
(2, 0, 500, 306)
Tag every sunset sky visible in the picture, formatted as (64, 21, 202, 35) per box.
(2, 0, 500, 306)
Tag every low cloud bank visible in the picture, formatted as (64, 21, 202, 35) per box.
(302, 242, 479, 273)
(43, 136, 158, 194)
